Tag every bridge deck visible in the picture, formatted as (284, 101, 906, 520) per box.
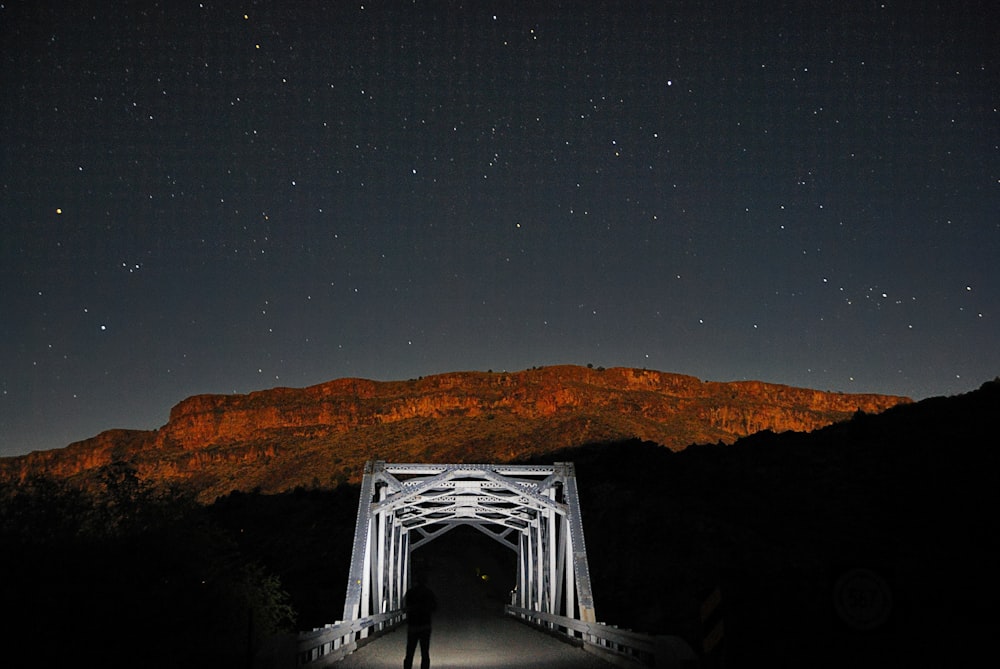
(330, 518, 616, 668)
(334, 612, 614, 669)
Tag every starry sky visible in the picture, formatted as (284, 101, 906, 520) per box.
(2, 1, 997, 457)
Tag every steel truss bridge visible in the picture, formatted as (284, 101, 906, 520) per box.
(292, 461, 696, 668)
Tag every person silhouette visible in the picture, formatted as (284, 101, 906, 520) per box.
(403, 574, 437, 669)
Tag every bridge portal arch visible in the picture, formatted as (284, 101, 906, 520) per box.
(342, 461, 596, 627)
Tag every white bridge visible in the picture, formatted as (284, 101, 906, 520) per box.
(342, 460, 596, 625)
(292, 461, 696, 668)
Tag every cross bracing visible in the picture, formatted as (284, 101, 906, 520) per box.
(342, 461, 597, 632)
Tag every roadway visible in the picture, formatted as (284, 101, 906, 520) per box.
(320, 528, 620, 668)
(334, 534, 615, 669)
(333, 611, 615, 669)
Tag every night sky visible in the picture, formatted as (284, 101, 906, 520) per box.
(2, 1, 997, 457)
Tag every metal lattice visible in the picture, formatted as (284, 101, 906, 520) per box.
(342, 461, 597, 628)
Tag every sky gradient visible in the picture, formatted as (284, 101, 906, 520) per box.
(2, 1, 997, 457)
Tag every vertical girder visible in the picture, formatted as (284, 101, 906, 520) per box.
(560, 463, 597, 622)
(342, 460, 378, 621)
(341, 461, 597, 626)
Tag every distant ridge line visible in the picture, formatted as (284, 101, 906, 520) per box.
(0, 365, 910, 502)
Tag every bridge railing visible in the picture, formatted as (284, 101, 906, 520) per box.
(505, 605, 698, 668)
(297, 609, 405, 667)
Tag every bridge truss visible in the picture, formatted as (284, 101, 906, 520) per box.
(342, 461, 597, 627)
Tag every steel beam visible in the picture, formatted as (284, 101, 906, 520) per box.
(342, 460, 379, 621)
(559, 462, 596, 623)
(341, 460, 597, 627)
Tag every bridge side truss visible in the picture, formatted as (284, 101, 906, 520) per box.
(342, 461, 597, 626)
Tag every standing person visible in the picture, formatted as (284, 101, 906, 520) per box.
(403, 574, 437, 669)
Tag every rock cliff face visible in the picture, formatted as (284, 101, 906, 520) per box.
(0, 366, 909, 500)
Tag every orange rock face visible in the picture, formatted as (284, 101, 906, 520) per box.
(0, 366, 910, 500)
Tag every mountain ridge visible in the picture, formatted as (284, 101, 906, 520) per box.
(1, 365, 910, 501)
(4, 375, 996, 668)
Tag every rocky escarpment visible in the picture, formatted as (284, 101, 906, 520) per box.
(155, 367, 904, 448)
(0, 365, 910, 500)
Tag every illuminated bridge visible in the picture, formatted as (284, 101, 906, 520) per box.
(280, 461, 697, 668)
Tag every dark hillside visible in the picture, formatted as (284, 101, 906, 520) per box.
(2, 380, 995, 668)
(537, 379, 1000, 667)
